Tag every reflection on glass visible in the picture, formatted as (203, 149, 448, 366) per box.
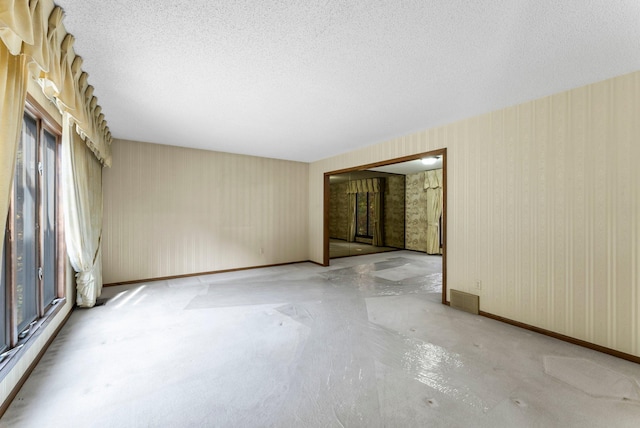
(1, 235, 7, 352)
(43, 130, 57, 307)
(329, 157, 442, 259)
(356, 193, 367, 237)
(15, 114, 38, 332)
(356, 192, 375, 238)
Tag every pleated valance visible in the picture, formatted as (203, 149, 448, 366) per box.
(424, 169, 443, 190)
(0, 0, 112, 165)
(346, 178, 383, 194)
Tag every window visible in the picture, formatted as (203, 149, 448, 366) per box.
(1, 101, 64, 361)
(356, 192, 375, 238)
(1, 235, 7, 353)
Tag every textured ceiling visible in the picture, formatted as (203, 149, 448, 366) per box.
(55, 0, 640, 162)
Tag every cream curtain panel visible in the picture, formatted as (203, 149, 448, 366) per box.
(62, 114, 104, 307)
(424, 169, 443, 254)
(0, 43, 28, 255)
(1, 0, 112, 307)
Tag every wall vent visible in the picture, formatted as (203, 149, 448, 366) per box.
(450, 289, 479, 315)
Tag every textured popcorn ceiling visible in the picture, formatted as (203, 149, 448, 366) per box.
(55, 0, 640, 162)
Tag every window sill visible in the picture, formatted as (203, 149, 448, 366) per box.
(0, 298, 68, 381)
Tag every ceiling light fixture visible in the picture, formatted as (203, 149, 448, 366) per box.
(421, 157, 440, 166)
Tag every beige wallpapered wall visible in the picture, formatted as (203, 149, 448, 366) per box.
(404, 171, 428, 252)
(103, 139, 309, 283)
(384, 175, 406, 248)
(309, 71, 640, 358)
(329, 182, 350, 240)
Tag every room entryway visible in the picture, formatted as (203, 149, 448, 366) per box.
(324, 149, 447, 303)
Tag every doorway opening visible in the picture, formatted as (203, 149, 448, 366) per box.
(323, 149, 448, 304)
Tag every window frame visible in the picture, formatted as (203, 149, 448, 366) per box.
(0, 95, 66, 372)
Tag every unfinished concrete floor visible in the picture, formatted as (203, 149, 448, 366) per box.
(1, 251, 639, 427)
